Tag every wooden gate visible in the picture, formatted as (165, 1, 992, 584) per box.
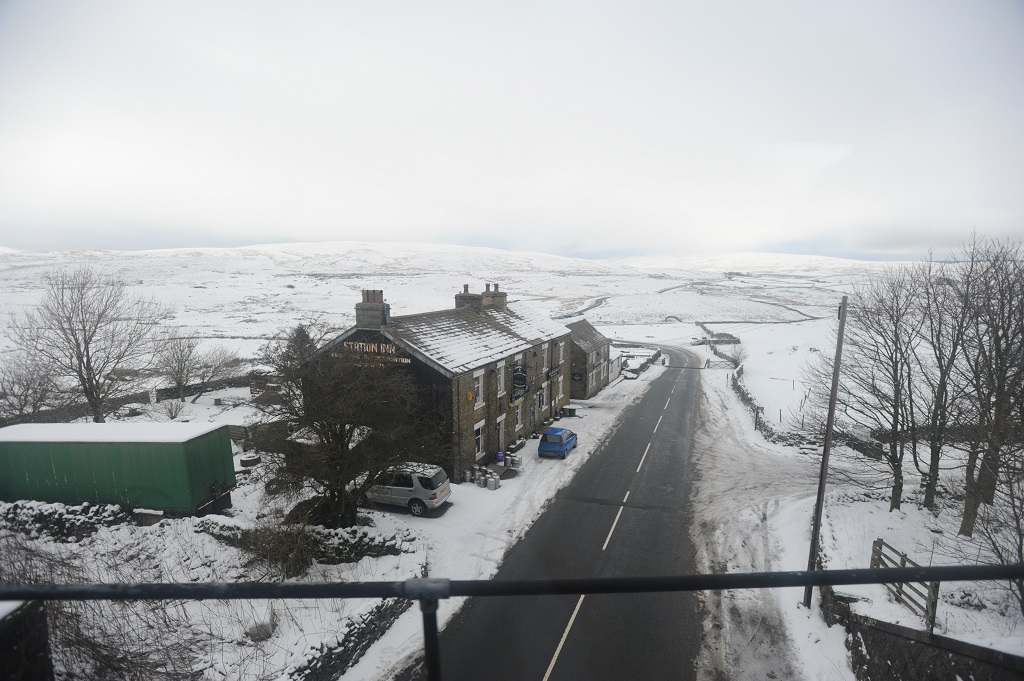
(870, 538, 940, 634)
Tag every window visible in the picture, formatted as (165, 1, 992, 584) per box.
(539, 382, 548, 412)
(418, 473, 444, 490)
(558, 341, 564, 364)
(496, 360, 506, 397)
(497, 413, 506, 451)
(558, 375, 564, 399)
(473, 369, 485, 409)
(541, 343, 549, 371)
(474, 419, 486, 459)
(515, 404, 523, 430)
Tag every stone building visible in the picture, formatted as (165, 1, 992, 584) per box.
(567, 318, 612, 399)
(324, 285, 571, 476)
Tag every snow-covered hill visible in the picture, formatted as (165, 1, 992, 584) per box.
(0, 241, 875, 354)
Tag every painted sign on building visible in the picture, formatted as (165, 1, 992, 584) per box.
(334, 340, 412, 364)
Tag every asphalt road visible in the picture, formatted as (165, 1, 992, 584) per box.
(407, 347, 703, 680)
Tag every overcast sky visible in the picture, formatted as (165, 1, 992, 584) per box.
(0, 1, 1021, 259)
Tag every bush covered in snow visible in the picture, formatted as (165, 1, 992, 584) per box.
(195, 517, 414, 576)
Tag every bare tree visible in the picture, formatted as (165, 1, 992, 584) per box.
(188, 345, 242, 403)
(254, 323, 445, 528)
(807, 267, 923, 511)
(0, 350, 64, 424)
(8, 266, 166, 423)
(159, 398, 191, 420)
(154, 331, 200, 402)
(723, 344, 748, 369)
(975, 466, 1024, 616)
(155, 329, 242, 403)
(957, 237, 1024, 536)
(907, 253, 975, 508)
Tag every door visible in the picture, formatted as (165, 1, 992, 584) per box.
(390, 472, 415, 506)
(368, 472, 393, 505)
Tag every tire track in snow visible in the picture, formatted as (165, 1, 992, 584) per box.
(684, 351, 820, 681)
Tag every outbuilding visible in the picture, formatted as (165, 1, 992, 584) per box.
(0, 423, 235, 515)
(567, 318, 612, 399)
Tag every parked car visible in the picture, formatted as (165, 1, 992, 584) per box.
(364, 463, 451, 517)
(538, 427, 578, 459)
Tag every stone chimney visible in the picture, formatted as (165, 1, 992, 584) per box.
(454, 283, 483, 310)
(355, 289, 391, 327)
(481, 282, 508, 311)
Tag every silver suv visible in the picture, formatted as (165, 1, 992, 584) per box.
(365, 464, 451, 517)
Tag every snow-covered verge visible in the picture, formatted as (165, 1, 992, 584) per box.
(609, 322, 1024, 680)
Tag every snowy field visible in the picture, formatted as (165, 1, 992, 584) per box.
(1, 242, 1020, 679)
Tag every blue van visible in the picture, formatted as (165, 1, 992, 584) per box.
(538, 427, 578, 459)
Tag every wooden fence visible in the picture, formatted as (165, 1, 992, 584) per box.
(870, 537, 940, 634)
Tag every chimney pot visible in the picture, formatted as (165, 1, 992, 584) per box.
(494, 283, 500, 292)
(355, 289, 390, 327)
(486, 283, 491, 292)
(463, 284, 469, 293)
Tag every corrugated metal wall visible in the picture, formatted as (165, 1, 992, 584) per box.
(0, 427, 235, 514)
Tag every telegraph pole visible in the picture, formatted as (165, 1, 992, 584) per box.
(803, 295, 849, 608)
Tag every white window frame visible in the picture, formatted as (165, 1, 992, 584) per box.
(473, 369, 485, 409)
(515, 403, 523, 431)
(540, 381, 549, 412)
(558, 341, 565, 364)
(496, 360, 506, 397)
(541, 343, 549, 372)
(474, 419, 486, 460)
(558, 375, 564, 399)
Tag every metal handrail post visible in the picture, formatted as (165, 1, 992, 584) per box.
(420, 597, 442, 681)
(402, 578, 451, 681)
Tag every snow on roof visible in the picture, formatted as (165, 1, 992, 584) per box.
(382, 302, 570, 375)
(566, 318, 609, 352)
(0, 423, 227, 444)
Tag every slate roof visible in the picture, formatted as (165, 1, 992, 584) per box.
(331, 303, 571, 377)
(566, 318, 609, 353)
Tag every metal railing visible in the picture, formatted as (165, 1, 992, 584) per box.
(2, 563, 1022, 681)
